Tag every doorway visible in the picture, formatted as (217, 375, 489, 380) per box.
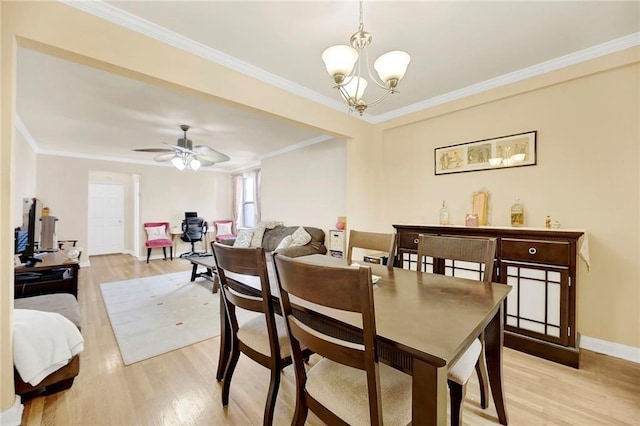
(88, 182, 125, 255)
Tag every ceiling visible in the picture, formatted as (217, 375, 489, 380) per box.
(16, 1, 640, 172)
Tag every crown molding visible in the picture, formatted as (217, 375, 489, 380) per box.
(37, 149, 227, 173)
(15, 115, 41, 153)
(60, 2, 638, 126)
(59, 0, 367, 119)
(371, 32, 640, 123)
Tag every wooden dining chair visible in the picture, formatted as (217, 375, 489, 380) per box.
(273, 253, 412, 426)
(211, 243, 295, 426)
(346, 229, 397, 269)
(417, 234, 497, 426)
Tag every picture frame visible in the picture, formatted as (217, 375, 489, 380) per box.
(434, 131, 537, 175)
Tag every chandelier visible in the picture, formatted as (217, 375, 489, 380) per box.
(321, 0, 410, 115)
(171, 153, 201, 171)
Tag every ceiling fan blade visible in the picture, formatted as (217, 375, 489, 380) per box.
(197, 151, 230, 163)
(154, 152, 176, 162)
(133, 148, 173, 153)
(198, 159, 216, 167)
(163, 142, 192, 153)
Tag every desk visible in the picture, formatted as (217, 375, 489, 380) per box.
(216, 254, 511, 425)
(169, 227, 214, 255)
(14, 252, 80, 299)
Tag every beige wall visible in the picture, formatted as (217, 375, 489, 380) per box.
(261, 138, 346, 233)
(37, 156, 231, 259)
(370, 64, 639, 348)
(13, 131, 36, 228)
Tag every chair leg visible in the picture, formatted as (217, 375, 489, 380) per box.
(263, 367, 281, 426)
(221, 341, 240, 406)
(477, 333, 490, 409)
(448, 379, 466, 426)
(162, 247, 167, 260)
(476, 358, 489, 409)
(146, 248, 151, 264)
(170, 246, 173, 261)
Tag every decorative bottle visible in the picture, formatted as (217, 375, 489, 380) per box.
(510, 198, 524, 226)
(439, 201, 449, 225)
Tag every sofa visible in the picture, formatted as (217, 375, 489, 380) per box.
(222, 225, 327, 258)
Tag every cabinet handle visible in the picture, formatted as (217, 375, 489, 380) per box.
(528, 247, 537, 255)
(414, 238, 419, 244)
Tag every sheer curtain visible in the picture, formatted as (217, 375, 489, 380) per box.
(232, 174, 243, 231)
(249, 169, 261, 225)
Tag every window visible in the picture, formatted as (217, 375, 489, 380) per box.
(242, 176, 256, 228)
(233, 169, 260, 229)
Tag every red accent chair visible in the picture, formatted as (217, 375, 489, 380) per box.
(213, 220, 236, 243)
(143, 222, 173, 264)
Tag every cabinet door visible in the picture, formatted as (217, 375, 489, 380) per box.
(501, 261, 570, 345)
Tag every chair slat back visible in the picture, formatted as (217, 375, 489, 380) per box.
(212, 242, 275, 328)
(273, 254, 383, 424)
(347, 230, 397, 269)
(417, 235, 497, 283)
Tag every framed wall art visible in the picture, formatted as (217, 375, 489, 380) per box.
(434, 131, 537, 175)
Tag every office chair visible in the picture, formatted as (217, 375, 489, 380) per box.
(179, 214, 208, 258)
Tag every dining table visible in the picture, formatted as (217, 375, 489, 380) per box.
(215, 254, 511, 426)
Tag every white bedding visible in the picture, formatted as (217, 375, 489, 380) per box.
(13, 309, 84, 385)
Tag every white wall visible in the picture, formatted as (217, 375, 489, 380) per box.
(13, 130, 36, 228)
(261, 138, 346, 235)
(37, 156, 232, 259)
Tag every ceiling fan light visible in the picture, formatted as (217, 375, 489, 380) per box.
(322, 45, 358, 83)
(190, 158, 201, 171)
(374, 51, 411, 88)
(171, 156, 186, 171)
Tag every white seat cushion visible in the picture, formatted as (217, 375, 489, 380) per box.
(448, 338, 482, 385)
(306, 358, 412, 426)
(236, 313, 291, 358)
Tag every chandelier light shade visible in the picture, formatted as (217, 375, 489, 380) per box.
(322, 0, 410, 115)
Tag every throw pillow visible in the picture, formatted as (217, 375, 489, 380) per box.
(145, 226, 166, 241)
(274, 235, 292, 252)
(233, 229, 255, 248)
(289, 226, 312, 247)
(216, 222, 233, 236)
(250, 224, 267, 247)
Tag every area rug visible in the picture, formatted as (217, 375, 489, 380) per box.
(100, 271, 256, 365)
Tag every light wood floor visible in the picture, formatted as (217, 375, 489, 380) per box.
(21, 254, 640, 425)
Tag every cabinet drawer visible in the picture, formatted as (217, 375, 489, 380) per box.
(398, 232, 420, 250)
(501, 238, 570, 266)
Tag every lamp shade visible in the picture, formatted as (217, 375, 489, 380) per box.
(171, 156, 186, 171)
(341, 76, 368, 101)
(322, 45, 358, 77)
(374, 51, 411, 85)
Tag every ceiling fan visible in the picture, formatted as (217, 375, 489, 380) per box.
(133, 124, 230, 170)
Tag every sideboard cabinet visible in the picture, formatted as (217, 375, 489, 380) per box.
(393, 224, 585, 368)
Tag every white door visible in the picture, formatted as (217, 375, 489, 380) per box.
(88, 183, 124, 255)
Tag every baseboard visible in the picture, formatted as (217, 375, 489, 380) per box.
(580, 335, 640, 364)
(0, 395, 23, 426)
(134, 252, 179, 262)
